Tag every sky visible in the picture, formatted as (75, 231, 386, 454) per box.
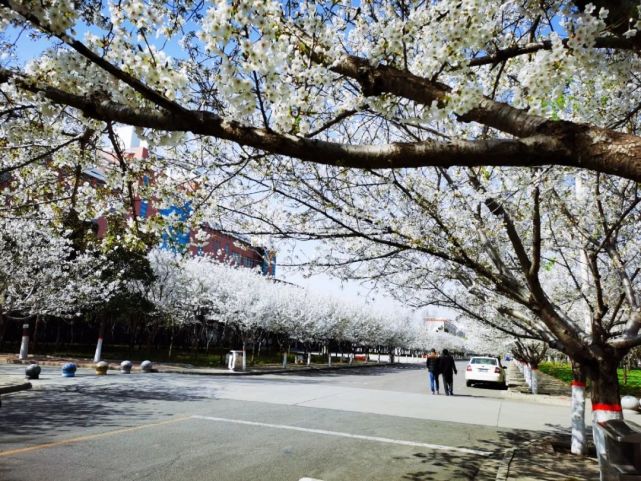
(276, 238, 455, 322)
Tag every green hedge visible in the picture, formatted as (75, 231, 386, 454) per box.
(539, 361, 641, 397)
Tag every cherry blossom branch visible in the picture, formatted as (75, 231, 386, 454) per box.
(0, 0, 187, 116)
(0, 66, 573, 170)
(468, 36, 637, 67)
(0, 134, 89, 176)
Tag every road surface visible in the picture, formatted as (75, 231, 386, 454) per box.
(0, 361, 572, 481)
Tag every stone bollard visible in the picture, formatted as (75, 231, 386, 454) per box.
(25, 364, 41, 380)
(95, 361, 109, 375)
(61, 363, 77, 377)
(621, 395, 639, 414)
(120, 360, 133, 374)
(140, 360, 153, 373)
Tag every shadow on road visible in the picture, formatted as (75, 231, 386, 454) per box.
(397, 450, 483, 481)
(398, 424, 599, 481)
(0, 378, 211, 445)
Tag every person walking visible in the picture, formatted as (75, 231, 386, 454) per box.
(425, 349, 440, 394)
(439, 349, 458, 396)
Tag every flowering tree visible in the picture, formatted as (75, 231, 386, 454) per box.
(3, 1, 641, 182)
(222, 162, 641, 460)
(140, 249, 416, 364)
(4, 1, 641, 470)
(0, 217, 118, 349)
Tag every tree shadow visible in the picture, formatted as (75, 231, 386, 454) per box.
(396, 450, 486, 480)
(396, 424, 599, 481)
(0, 375, 212, 446)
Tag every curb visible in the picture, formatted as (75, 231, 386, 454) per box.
(3, 357, 394, 376)
(156, 362, 395, 376)
(499, 389, 573, 407)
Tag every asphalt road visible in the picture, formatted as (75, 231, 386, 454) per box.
(0, 361, 569, 481)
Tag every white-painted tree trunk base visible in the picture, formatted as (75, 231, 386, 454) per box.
(282, 352, 288, 368)
(93, 337, 103, 363)
(593, 408, 624, 481)
(228, 352, 234, 370)
(570, 384, 587, 455)
(523, 365, 532, 387)
(18, 336, 29, 360)
(530, 368, 538, 394)
(242, 350, 246, 371)
(306, 353, 311, 366)
(18, 324, 29, 360)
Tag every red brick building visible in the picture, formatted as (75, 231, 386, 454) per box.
(90, 132, 276, 275)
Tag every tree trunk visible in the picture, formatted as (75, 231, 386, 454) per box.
(168, 324, 174, 360)
(31, 314, 42, 354)
(93, 317, 106, 363)
(54, 320, 62, 350)
(571, 361, 588, 456)
(257, 340, 264, 365)
(0, 308, 7, 346)
(590, 360, 623, 481)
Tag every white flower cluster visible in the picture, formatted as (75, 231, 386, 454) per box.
(0, 218, 119, 318)
(139, 248, 418, 349)
(7, 0, 78, 34)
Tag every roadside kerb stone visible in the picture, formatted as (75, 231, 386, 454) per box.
(2, 355, 393, 376)
(499, 389, 574, 407)
(156, 362, 396, 376)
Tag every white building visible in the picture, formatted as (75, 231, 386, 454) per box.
(424, 317, 464, 337)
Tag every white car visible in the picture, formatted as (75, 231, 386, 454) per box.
(465, 357, 506, 387)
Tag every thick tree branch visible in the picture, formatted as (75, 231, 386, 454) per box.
(0, 67, 573, 170)
(530, 186, 541, 277)
(468, 36, 637, 68)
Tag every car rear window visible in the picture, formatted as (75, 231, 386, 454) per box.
(471, 358, 497, 365)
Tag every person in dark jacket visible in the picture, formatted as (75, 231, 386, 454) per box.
(425, 349, 440, 394)
(439, 349, 457, 396)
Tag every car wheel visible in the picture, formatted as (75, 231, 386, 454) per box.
(466, 380, 472, 387)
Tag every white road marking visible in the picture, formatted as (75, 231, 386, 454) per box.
(191, 415, 491, 456)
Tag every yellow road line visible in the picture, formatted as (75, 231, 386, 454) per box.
(0, 415, 192, 458)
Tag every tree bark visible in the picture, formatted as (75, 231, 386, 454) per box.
(31, 315, 41, 354)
